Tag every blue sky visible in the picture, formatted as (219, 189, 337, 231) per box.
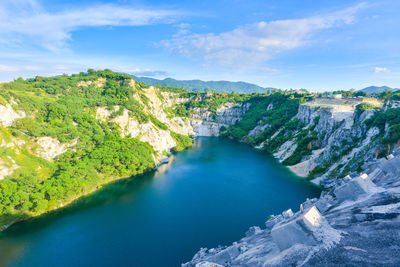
(0, 0, 399, 91)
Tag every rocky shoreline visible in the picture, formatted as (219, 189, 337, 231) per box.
(183, 100, 400, 266)
(183, 149, 400, 266)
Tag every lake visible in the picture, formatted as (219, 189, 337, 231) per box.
(0, 137, 321, 267)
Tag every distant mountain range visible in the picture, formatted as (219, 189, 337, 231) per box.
(359, 86, 400, 94)
(133, 76, 276, 93)
(134, 76, 399, 94)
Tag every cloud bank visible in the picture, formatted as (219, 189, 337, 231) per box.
(0, 0, 182, 51)
(160, 3, 365, 67)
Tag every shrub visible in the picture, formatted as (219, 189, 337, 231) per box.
(170, 131, 193, 152)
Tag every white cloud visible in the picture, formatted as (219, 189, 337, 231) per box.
(0, 64, 18, 72)
(160, 3, 365, 67)
(374, 67, 389, 73)
(0, 0, 182, 51)
(111, 67, 168, 77)
(0, 64, 45, 72)
(131, 70, 168, 77)
(24, 65, 43, 71)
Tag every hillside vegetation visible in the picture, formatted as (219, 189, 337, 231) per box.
(0, 70, 194, 227)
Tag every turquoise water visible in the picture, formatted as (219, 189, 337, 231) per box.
(0, 137, 321, 267)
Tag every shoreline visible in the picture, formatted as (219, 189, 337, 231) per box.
(0, 157, 171, 233)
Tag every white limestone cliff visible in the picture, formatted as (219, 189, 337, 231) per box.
(0, 103, 26, 127)
(35, 137, 77, 161)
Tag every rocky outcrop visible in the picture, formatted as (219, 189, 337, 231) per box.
(248, 123, 270, 138)
(0, 103, 25, 127)
(94, 87, 251, 158)
(383, 99, 400, 110)
(184, 151, 400, 266)
(214, 103, 251, 125)
(288, 148, 324, 178)
(77, 78, 106, 88)
(190, 120, 221, 136)
(0, 158, 18, 180)
(36, 137, 77, 161)
(273, 139, 297, 161)
(190, 103, 250, 136)
(256, 103, 379, 181)
(96, 107, 178, 158)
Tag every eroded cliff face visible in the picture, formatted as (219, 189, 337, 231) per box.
(190, 103, 250, 136)
(94, 87, 249, 160)
(243, 101, 383, 187)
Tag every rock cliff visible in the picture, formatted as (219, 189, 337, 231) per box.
(185, 97, 400, 267)
(249, 102, 382, 186)
(190, 103, 250, 136)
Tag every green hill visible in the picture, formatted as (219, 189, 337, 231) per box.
(359, 85, 400, 94)
(133, 76, 275, 93)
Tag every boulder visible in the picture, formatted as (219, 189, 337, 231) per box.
(282, 209, 294, 218)
(333, 175, 376, 202)
(208, 245, 240, 264)
(271, 206, 323, 251)
(245, 226, 262, 237)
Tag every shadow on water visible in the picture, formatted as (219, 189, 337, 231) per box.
(0, 171, 164, 267)
(1, 171, 158, 238)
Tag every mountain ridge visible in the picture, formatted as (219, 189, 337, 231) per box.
(135, 76, 400, 94)
(358, 85, 400, 93)
(133, 76, 276, 93)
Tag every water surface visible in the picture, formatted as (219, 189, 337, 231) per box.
(0, 137, 321, 267)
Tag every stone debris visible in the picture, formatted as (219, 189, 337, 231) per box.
(245, 226, 262, 237)
(195, 262, 225, 267)
(282, 209, 294, 219)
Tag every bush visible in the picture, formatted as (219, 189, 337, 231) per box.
(227, 93, 300, 144)
(149, 115, 169, 130)
(308, 164, 329, 178)
(170, 131, 193, 152)
(355, 102, 377, 115)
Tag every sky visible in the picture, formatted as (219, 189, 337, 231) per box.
(0, 0, 399, 91)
